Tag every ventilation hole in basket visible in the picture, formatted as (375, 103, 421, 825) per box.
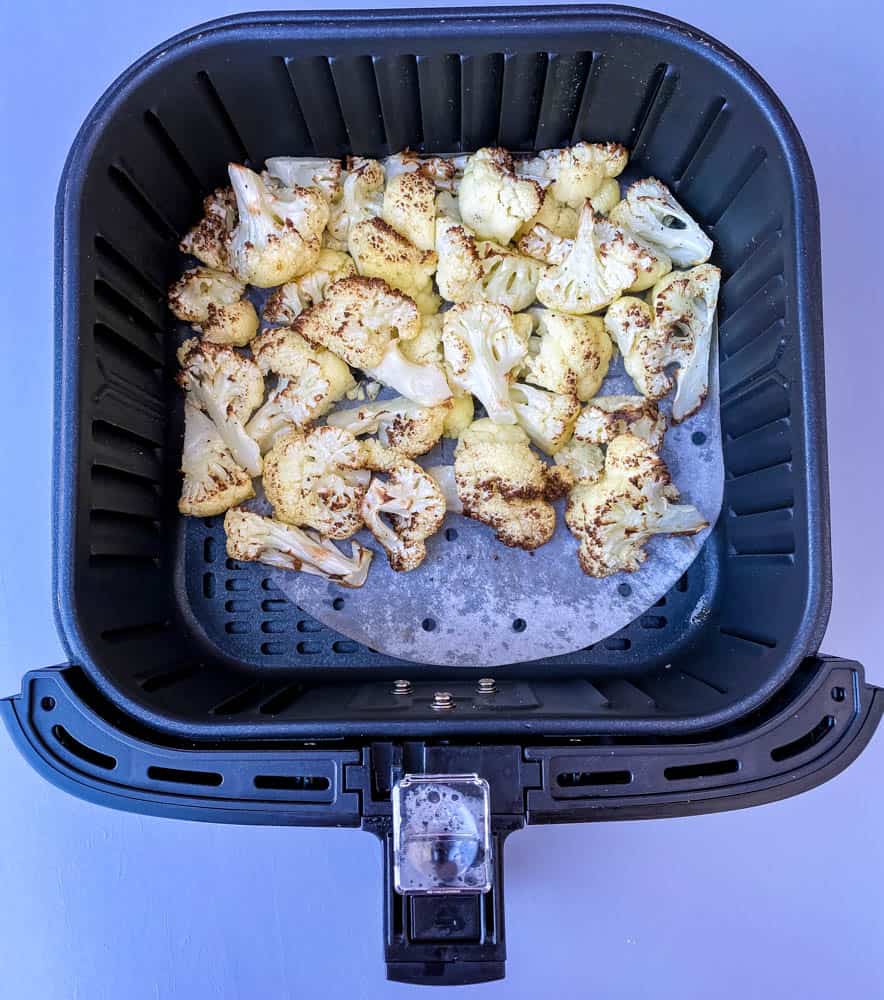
(692, 431, 707, 445)
(617, 582, 632, 597)
(142, 109, 204, 196)
(333, 597, 345, 610)
(296, 619, 323, 633)
(445, 528, 458, 541)
(770, 716, 835, 763)
(203, 536, 217, 564)
(512, 618, 527, 633)
(147, 765, 222, 787)
(225, 579, 249, 592)
(195, 70, 250, 162)
(40, 697, 56, 712)
(664, 759, 738, 781)
(604, 637, 631, 651)
(107, 164, 179, 240)
(260, 620, 287, 634)
(831, 686, 846, 703)
(52, 726, 116, 771)
(640, 616, 667, 629)
(260, 642, 288, 656)
(333, 640, 358, 654)
(259, 684, 305, 715)
(261, 578, 279, 592)
(203, 573, 215, 599)
(253, 774, 330, 792)
(298, 641, 321, 655)
(225, 621, 249, 635)
(654, 596, 667, 607)
(422, 618, 436, 632)
(225, 599, 249, 613)
(261, 599, 288, 613)
(676, 573, 689, 592)
(557, 769, 632, 788)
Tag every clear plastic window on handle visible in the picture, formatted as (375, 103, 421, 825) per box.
(392, 774, 492, 895)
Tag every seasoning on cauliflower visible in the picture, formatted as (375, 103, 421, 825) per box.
(435, 212, 543, 312)
(509, 383, 581, 455)
(520, 308, 612, 401)
(224, 508, 372, 587)
(326, 396, 450, 458)
(604, 263, 720, 422)
(264, 156, 343, 202)
(454, 419, 572, 550)
(574, 395, 666, 450)
(457, 147, 543, 244)
(382, 171, 436, 251)
(227, 164, 329, 287)
(348, 217, 440, 315)
(383, 150, 466, 191)
(442, 303, 529, 424)
(168, 267, 258, 346)
(360, 445, 446, 571)
(610, 178, 713, 268)
(179, 186, 236, 271)
(294, 277, 450, 406)
(263, 250, 356, 324)
(263, 425, 370, 539)
(565, 433, 707, 577)
(325, 156, 385, 249)
(516, 142, 628, 210)
(554, 439, 605, 485)
(176, 338, 264, 477)
(178, 401, 255, 516)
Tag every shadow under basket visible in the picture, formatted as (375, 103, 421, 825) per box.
(5, 5, 879, 987)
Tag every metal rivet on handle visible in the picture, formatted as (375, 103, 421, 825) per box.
(392, 679, 413, 696)
(431, 691, 455, 711)
(477, 678, 496, 695)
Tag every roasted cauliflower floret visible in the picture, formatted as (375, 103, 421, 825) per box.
(326, 396, 450, 458)
(176, 338, 263, 477)
(509, 383, 581, 455)
(574, 395, 666, 450)
(442, 303, 529, 424)
(458, 147, 543, 244)
(227, 164, 328, 286)
(179, 186, 236, 271)
(167, 267, 258, 346)
(520, 308, 612, 401)
(264, 156, 343, 202)
(382, 171, 436, 251)
(454, 419, 572, 549)
(263, 425, 370, 539)
(443, 395, 475, 438)
(224, 508, 371, 587)
(610, 178, 713, 268)
(263, 250, 356, 324)
(565, 433, 707, 577)
(516, 142, 628, 209)
(383, 150, 466, 192)
(294, 277, 450, 406)
(178, 401, 255, 516)
(604, 263, 720, 422)
(325, 156, 385, 249)
(553, 439, 605, 485)
(348, 217, 440, 315)
(360, 450, 446, 571)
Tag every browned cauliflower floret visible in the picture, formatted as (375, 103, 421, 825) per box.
(179, 187, 236, 271)
(178, 401, 255, 516)
(326, 396, 450, 458)
(519, 308, 612, 401)
(516, 142, 628, 209)
(348, 216, 440, 315)
(457, 147, 543, 244)
(382, 171, 437, 251)
(574, 396, 666, 450)
(325, 156, 385, 249)
(168, 267, 258, 346)
(262, 250, 356, 324)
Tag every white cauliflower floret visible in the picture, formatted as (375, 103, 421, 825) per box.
(443, 395, 474, 438)
(605, 263, 720, 422)
(574, 395, 666, 450)
(554, 439, 604, 485)
(383, 151, 465, 192)
(565, 433, 707, 577)
(442, 303, 528, 424)
(295, 277, 450, 406)
(398, 314, 444, 366)
(382, 171, 436, 251)
(224, 508, 371, 587)
(454, 419, 572, 550)
(325, 156, 385, 249)
(610, 178, 713, 268)
(178, 401, 254, 516)
(246, 360, 333, 453)
(435, 211, 543, 311)
(227, 164, 329, 286)
(360, 446, 446, 571)
(458, 147, 542, 244)
(263, 425, 370, 539)
(516, 142, 628, 209)
(263, 250, 356, 323)
(348, 217, 440, 314)
(517, 223, 571, 265)
(167, 267, 258, 346)
(179, 187, 236, 271)
(590, 178, 622, 216)
(176, 338, 263, 477)
(326, 396, 449, 458)
(520, 308, 612, 401)
(264, 156, 343, 202)
(509, 383, 581, 455)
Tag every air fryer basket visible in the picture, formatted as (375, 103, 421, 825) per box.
(4, 5, 880, 986)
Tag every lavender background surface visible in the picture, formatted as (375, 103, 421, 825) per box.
(1, 2, 882, 997)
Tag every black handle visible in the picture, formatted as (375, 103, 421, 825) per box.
(378, 822, 512, 986)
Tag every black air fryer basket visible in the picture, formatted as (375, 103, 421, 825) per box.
(5, 5, 880, 986)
